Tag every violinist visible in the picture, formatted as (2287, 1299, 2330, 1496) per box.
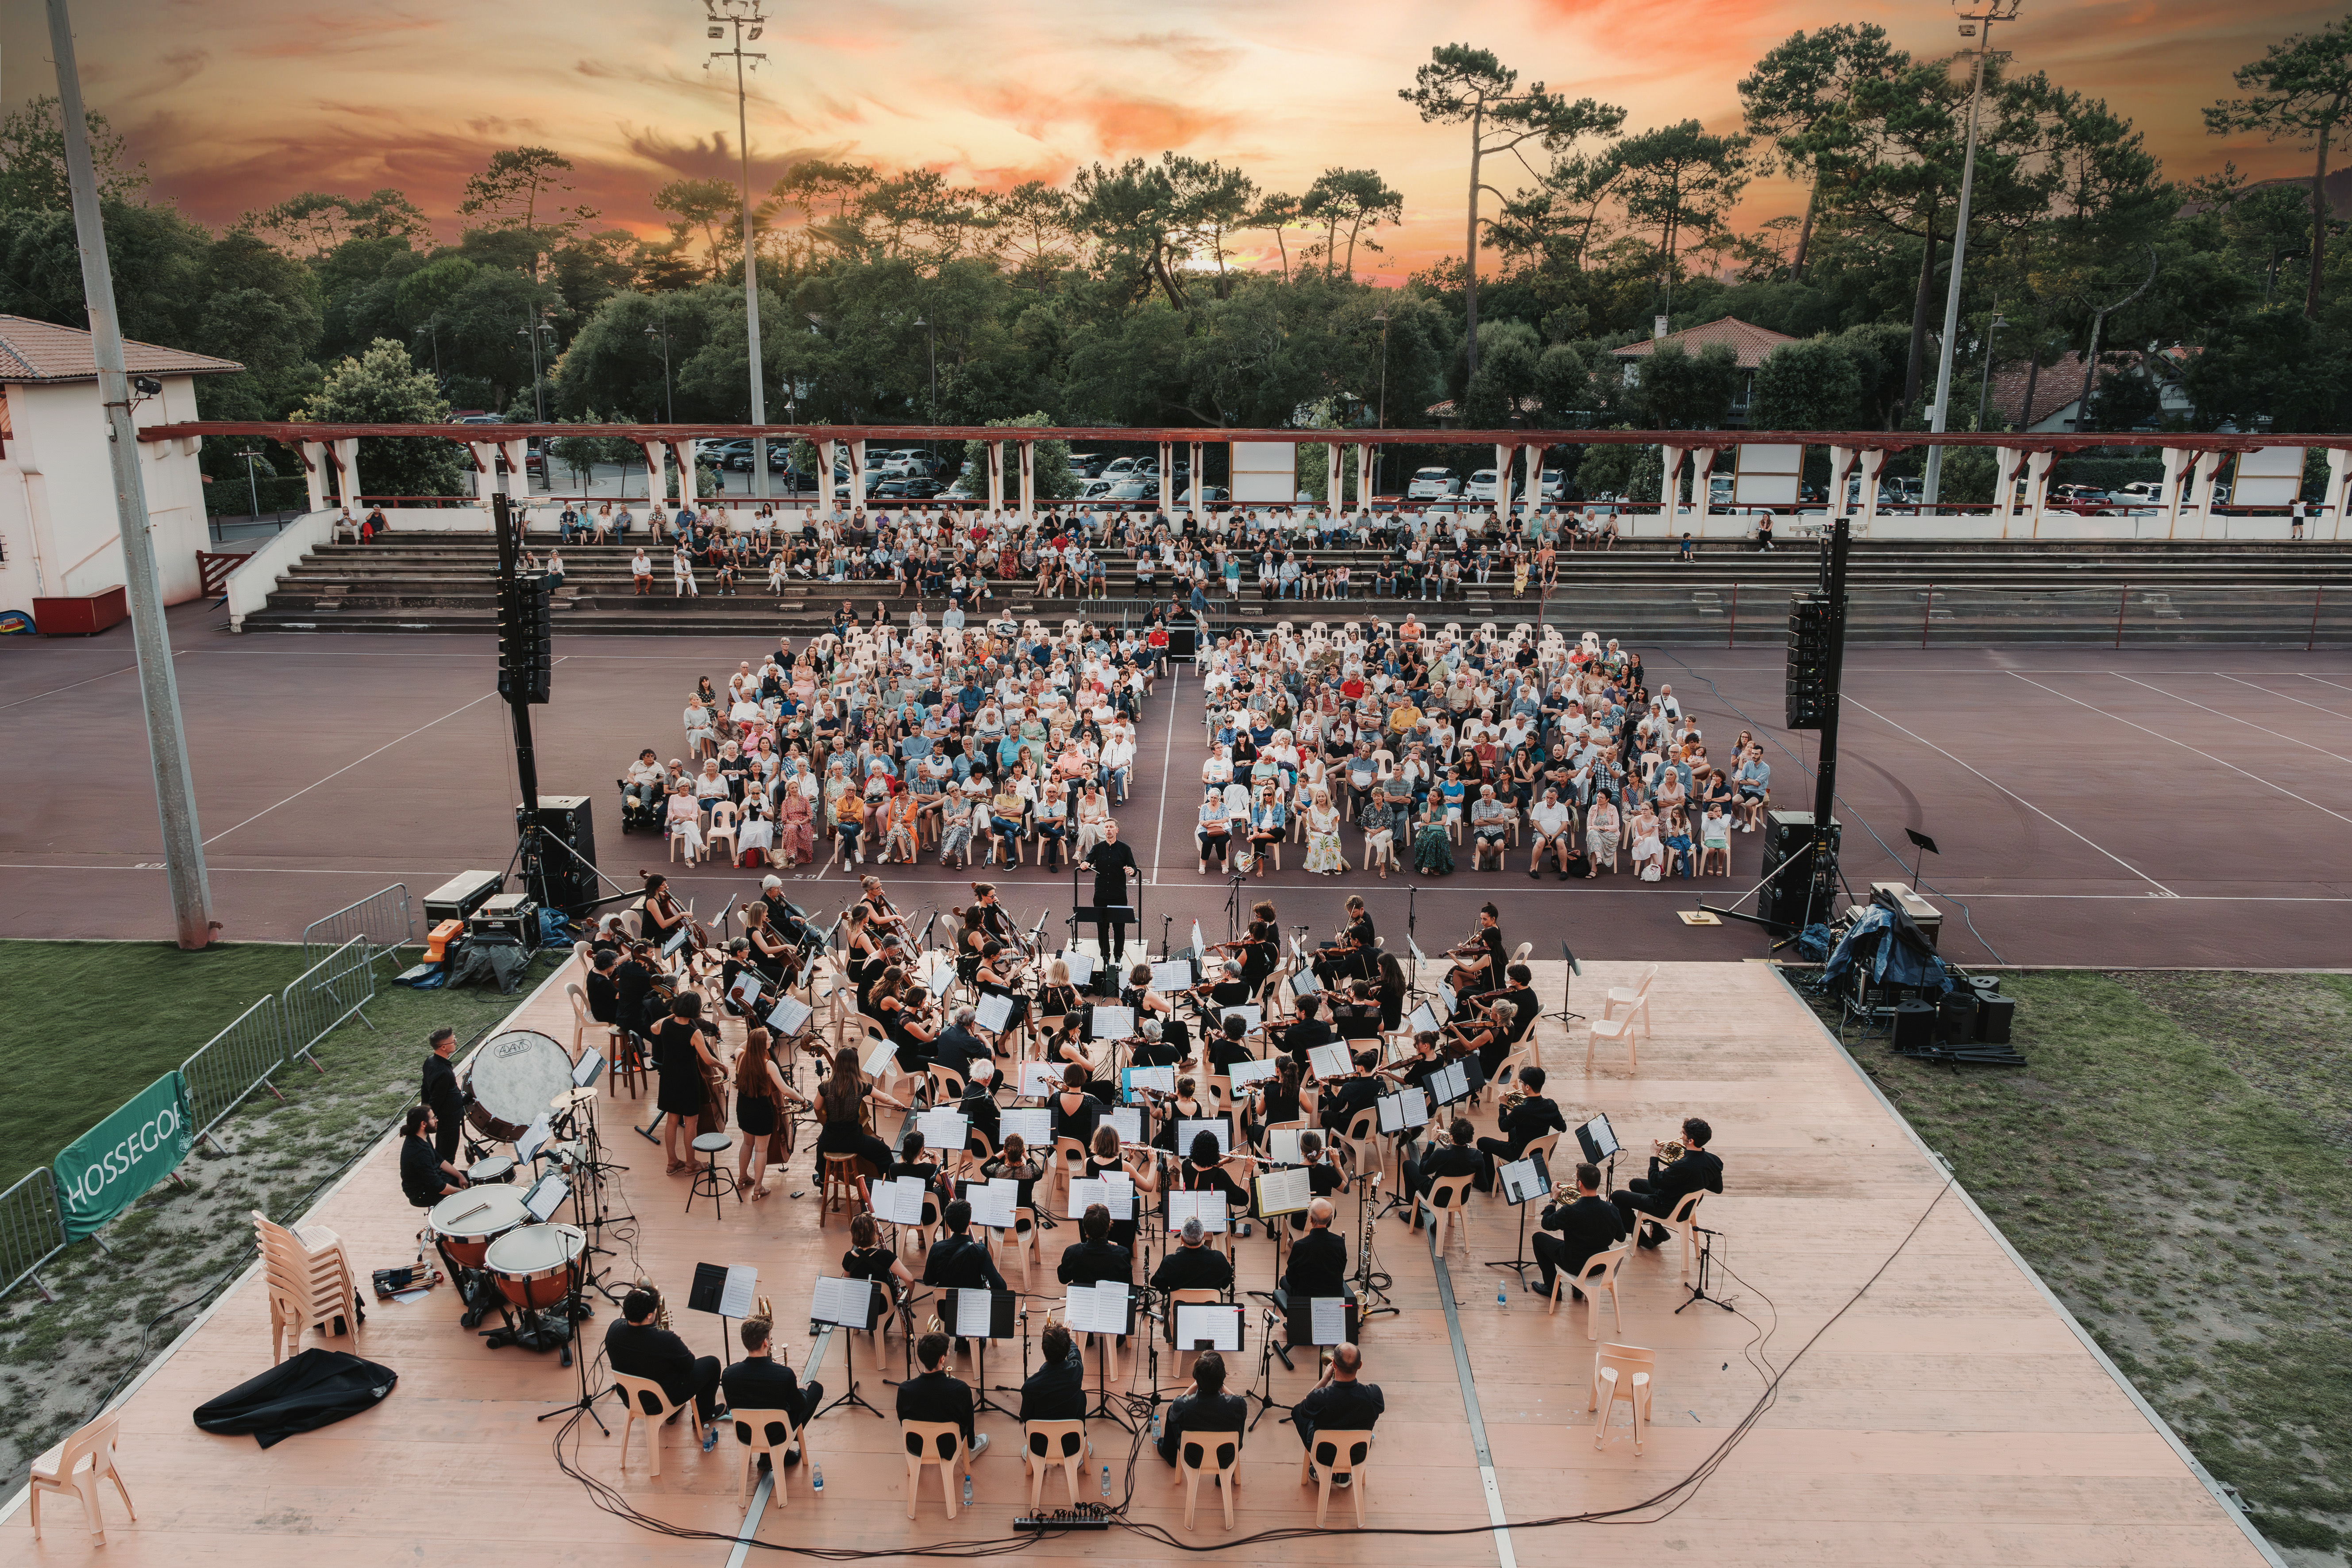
(880, 982, 940, 1078)
(1287, 1131, 1348, 1234)
(1445, 995, 1512, 1084)
(1195, 959, 1254, 1018)
(1176, 1129, 1250, 1217)
(1311, 896, 1376, 986)
(1474, 1064, 1565, 1193)
(1242, 902, 1281, 995)
(1269, 992, 1335, 1067)
(1373, 952, 1408, 1033)
(1082, 1124, 1157, 1259)
(980, 1130, 1043, 1234)
(1153, 1075, 1211, 1153)
(1445, 902, 1507, 1000)
(1243, 1055, 1307, 1151)
(1204, 1012, 1257, 1074)
(1331, 981, 1382, 1042)
(973, 940, 1030, 1051)
(1048, 1061, 1105, 1148)
(1045, 1016, 1119, 1105)
(1316, 1048, 1384, 1137)
(640, 871, 689, 950)
(1130, 1017, 1187, 1070)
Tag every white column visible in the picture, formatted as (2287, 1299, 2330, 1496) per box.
(1994, 447, 2024, 538)
(846, 439, 867, 517)
(2185, 450, 2225, 536)
(1161, 440, 1176, 516)
(1522, 442, 1544, 520)
(1856, 449, 1886, 536)
(670, 440, 700, 505)
(330, 437, 361, 507)
(2023, 450, 2054, 536)
(1325, 442, 1342, 521)
(500, 440, 530, 499)
(817, 439, 837, 520)
(1658, 445, 1685, 525)
(1359, 443, 1377, 514)
(1828, 445, 1856, 520)
(468, 442, 499, 523)
(1689, 448, 1720, 529)
(1190, 441, 1206, 523)
(987, 442, 1005, 513)
(300, 442, 332, 513)
(2159, 447, 2191, 540)
(1018, 442, 1036, 521)
(1495, 440, 1512, 519)
(2324, 447, 2352, 541)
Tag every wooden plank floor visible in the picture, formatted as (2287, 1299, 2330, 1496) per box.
(6, 958, 2270, 1567)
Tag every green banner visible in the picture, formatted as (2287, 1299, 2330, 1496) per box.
(52, 1071, 193, 1241)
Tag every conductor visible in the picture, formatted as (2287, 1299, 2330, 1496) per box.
(1081, 818, 1140, 963)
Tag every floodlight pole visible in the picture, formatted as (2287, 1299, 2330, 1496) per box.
(707, 0, 771, 499)
(1922, 0, 2019, 506)
(48, 0, 216, 949)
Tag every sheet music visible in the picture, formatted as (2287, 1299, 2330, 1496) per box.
(1227, 1056, 1279, 1090)
(1000, 1107, 1052, 1148)
(1191, 921, 1205, 959)
(812, 1275, 873, 1328)
(1376, 1087, 1429, 1133)
(914, 1109, 969, 1151)
(1089, 1005, 1136, 1040)
(1500, 1152, 1550, 1206)
(1064, 951, 1096, 986)
(718, 1264, 759, 1319)
(921, 953, 957, 994)
(1065, 1280, 1130, 1337)
(1288, 968, 1320, 998)
(767, 994, 813, 1038)
(1109, 1106, 1143, 1144)
(974, 992, 1016, 1034)
(1267, 1128, 1304, 1166)
(1255, 1164, 1312, 1216)
(1405, 1002, 1440, 1037)
(1167, 1191, 1227, 1233)
(1150, 960, 1192, 993)
(1123, 1066, 1174, 1101)
(1066, 1175, 1136, 1221)
(514, 1114, 551, 1166)
(963, 1177, 1019, 1229)
(1430, 1061, 1467, 1106)
(1407, 936, 1430, 968)
(1176, 1117, 1230, 1156)
(1018, 1061, 1062, 1099)
(571, 1052, 603, 1089)
(523, 1174, 568, 1221)
(862, 1038, 896, 1078)
(1176, 1302, 1242, 1352)
(1310, 1296, 1347, 1346)
(1579, 1113, 1619, 1161)
(872, 1175, 929, 1225)
(1434, 986, 1457, 1020)
(1307, 1044, 1352, 1080)
(1221, 1006, 1262, 1035)
(954, 1287, 996, 1338)
(731, 971, 763, 1008)
(663, 927, 689, 956)
(1102, 1171, 1135, 1220)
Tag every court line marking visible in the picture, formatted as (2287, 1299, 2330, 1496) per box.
(1839, 697, 2178, 895)
(1431, 1252, 1518, 1568)
(2213, 672, 2352, 721)
(1149, 666, 1180, 878)
(2302, 673, 2352, 694)
(2103, 672, 2352, 765)
(0, 662, 141, 709)
(2007, 673, 2352, 828)
(200, 688, 505, 848)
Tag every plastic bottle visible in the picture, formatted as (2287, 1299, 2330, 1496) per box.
(963, 1471, 973, 1507)
(812, 1464, 824, 1494)
(1101, 1463, 1112, 1496)
(1496, 1278, 1509, 1310)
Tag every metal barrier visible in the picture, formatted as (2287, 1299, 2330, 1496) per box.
(283, 935, 377, 1065)
(0, 1167, 69, 1303)
(179, 993, 294, 1148)
(302, 882, 414, 968)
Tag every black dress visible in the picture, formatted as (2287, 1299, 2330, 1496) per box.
(737, 1086, 779, 1138)
(650, 1018, 705, 1117)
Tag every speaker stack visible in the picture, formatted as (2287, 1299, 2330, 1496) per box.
(1759, 810, 1841, 927)
(518, 794, 599, 917)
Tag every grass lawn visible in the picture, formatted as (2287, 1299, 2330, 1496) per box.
(1829, 970, 2352, 1565)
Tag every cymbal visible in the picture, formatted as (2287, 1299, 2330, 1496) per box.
(550, 1086, 598, 1111)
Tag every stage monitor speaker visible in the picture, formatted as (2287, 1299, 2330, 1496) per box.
(422, 868, 506, 927)
(518, 794, 598, 917)
(1974, 994, 2015, 1044)
(1936, 992, 1976, 1044)
(1758, 810, 1840, 927)
(1891, 999, 1936, 1052)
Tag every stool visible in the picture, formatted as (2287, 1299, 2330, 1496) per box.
(688, 1132, 737, 1218)
(821, 1153, 864, 1223)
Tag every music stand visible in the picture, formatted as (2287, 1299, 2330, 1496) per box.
(939, 1287, 1019, 1417)
(1906, 828, 1939, 892)
(1072, 905, 1137, 990)
(812, 1276, 887, 1419)
(1064, 1281, 1139, 1430)
(1554, 941, 1586, 1030)
(1483, 1149, 1552, 1283)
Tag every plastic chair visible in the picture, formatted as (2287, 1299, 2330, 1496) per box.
(706, 800, 740, 864)
(1421, 1172, 1476, 1253)
(568, 981, 619, 1063)
(1008, 1206, 1045, 1285)
(1176, 1429, 1241, 1530)
(732, 1406, 813, 1506)
(1342, 1107, 1382, 1188)
(1023, 1419, 1088, 1509)
(253, 1213, 359, 1362)
(1296, 1427, 1373, 1527)
(1163, 1287, 1227, 1382)
(1604, 965, 1658, 1045)
(613, 1371, 703, 1477)
(1551, 1241, 1632, 1339)
(1643, 1189, 1707, 1280)
(27, 1410, 134, 1543)
(1588, 1343, 1655, 1452)
(1586, 1015, 1637, 1073)
(901, 1419, 970, 1518)
(1049, 1135, 1088, 1214)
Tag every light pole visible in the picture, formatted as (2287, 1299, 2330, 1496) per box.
(235, 447, 264, 517)
(517, 313, 553, 422)
(702, 0, 770, 499)
(1974, 311, 2008, 431)
(1922, 0, 2021, 506)
(644, 309, 675, 423)
(413, 320, 441, 381)
(912, 314, 937, 465)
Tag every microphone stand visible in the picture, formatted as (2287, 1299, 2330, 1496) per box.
(1352, 1171, 1398, 1319)
(1675, 1227, 1736, 1315)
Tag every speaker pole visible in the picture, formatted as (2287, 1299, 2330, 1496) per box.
(494, 492, 544, 913)
(1803, 515, 1850, 929)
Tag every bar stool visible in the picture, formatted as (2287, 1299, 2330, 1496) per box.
(688, 1131, 738, 1218)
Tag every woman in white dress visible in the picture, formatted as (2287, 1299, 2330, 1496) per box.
(736, 790, 777, 866)
(1303, 789, 1348, 875)
(664, 782, 706, 861)
(1629, 804, 1664, 882)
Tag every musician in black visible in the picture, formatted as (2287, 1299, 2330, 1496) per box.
(1150, 1214, 1235, 1293)
(1271, 993, 1336, 1067)
(607, 1287, 725, 1439)
(1084, 1124, 1156, 1256)
(922, 1199, 1009, 1291)
(958, 1058, 1002, 1156)
(721, 1316, 823, 1468)
(1609, 1117, 1725, 1246)
(1316, 1049, 1384, 1138)
(1497, 963, 1542, 1068)
(1399, 1116, 1482, 1227)
(1156, 1349, 1247, 1471)
(1047, 1062, 1105, 1148)
(1196, 959, 1254, 1020)
(1532, 1161, 1627, 1298)
(1204, 1012, 1257, 1073)
(1019, 1322, 1087, 1423)
(930, 1006, 988, 1082)
(897, 1331, 987, 1459)
(1331, 982, 1383, 1041)
(1277, 1197, 1349, 1302)
(1446, 902, 1508, 999)
(757, 875, 809, 947)
(1055, 1202, 1134, 1287)
(613, 943, 656, 1041)
(652, 993, 721, 1176)
(1287, 1131, 1348, 1233)
(1474, 1066, 1566, 1192)
(400, 1104, 467, 1209)
(1311, 896, 1376, 986)
(1238, 905, 1280, 998)
(639, 871, 689, 951)
(421, 1026, 465, 1165)
(1242, 1055, 1306, 1151)
(1178, 1130, 1251, 1217)
(1082, 819, 1140, 962)
(1130, 1017, 1187, 1068)
(586, 949, 625, 1033)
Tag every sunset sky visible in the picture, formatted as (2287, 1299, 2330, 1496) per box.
(6, 0, 2347, 281)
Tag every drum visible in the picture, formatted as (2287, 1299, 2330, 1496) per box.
(465, 1029, 575, 1142)
(427, 1186, 530, 1271)
(484, 1223, 586, 1311)
(466, 1154, 516, 1185)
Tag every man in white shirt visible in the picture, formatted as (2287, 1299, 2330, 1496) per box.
(1101, 724, 1137, 801)
(1527, 787, 1576, 878)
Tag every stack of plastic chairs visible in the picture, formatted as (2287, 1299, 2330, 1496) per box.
(252, 1211, 360, 1363)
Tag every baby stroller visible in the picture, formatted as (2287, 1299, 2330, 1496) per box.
(615, 776, 662, 835)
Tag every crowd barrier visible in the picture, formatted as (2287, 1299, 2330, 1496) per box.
(284, 936, 378, 1066)
(0, 1168, 68, 1304)
(301, 883, 413, 969)
(178, 993, 297, 1150)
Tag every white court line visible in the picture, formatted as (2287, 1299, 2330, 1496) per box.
(2007, 673, 2352, 829)
(2104, 672, 2352, 765)
(2302, 672, 2352, 694)
(201, 688, 505, 847)
(1840, 697, 2178, 896)
(2213, 672, 2352, 720)
(0, 662, 140, 709)
(1149, 665, 1180, 877)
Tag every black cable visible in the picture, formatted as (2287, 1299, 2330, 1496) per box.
(1654, 650, 2007, 964)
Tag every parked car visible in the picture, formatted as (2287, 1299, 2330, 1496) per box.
(1100, 457, 1141, 481)
(1069, 452, 1108, 478)
(1464, 468, 1499, 501)
(1407, 466, 1461, 500)
(2114, 481, 2165, 503)
(707, 439, 756, 471)
(1079, 478, 1116, 499)
(1175, 483, 1230, 505)
(1104, 479, 1156, 502)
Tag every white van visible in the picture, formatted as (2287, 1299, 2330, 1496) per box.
(1406, 466, 1461, 500)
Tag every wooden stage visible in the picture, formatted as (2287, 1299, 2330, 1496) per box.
(3, 958, 2274, 1567)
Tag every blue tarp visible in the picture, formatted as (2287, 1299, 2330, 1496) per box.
(1819, 904, 1950, 998)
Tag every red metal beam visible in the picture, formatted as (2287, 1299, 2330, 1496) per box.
(131, 420, 2352, 453)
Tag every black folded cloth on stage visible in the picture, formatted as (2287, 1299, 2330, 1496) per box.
(194, 1348, 397, 1448)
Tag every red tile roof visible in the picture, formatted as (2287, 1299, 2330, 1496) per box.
(1609, 316, 1797, 370)
(0, 314, 243, 384)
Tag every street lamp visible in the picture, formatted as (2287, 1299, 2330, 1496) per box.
(413, 321, 440, 381)
(517, 313, 554, 422)
(912, 314, 937, 460)
(701, 0, 770, 499)
(1974, 311, 2008, 431)
(235, 447, 264, 518)
(1923, 0, 2023, 506)
(644, 310, 675, 423)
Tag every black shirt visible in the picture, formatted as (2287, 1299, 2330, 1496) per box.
(1150, 1244, 1235, 1294)
(421, 1052, 463, 1129)
(895, 1368, 977, 1446)
(722, 1355, 815, 1427)
(1056, 1238, 1134, 1289)
(1539, 1193, 1628, 1264)
(1018, 1348, 1087, 1422)
(1282, 1227, 1348, 1299)
(1085, 839, 1138, 909)
(605, 1318, 699, 1404)
(400, 1135, 449, 1208)
(922, 1233, 1007, 1291)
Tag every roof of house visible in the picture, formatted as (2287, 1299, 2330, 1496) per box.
(1983, 349, 2190, 430)
(1609, 316, 1797, 370)
(1424, 394, 1544, 419)
(0, 314, 243, 384)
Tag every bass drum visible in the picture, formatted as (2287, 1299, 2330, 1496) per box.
(465, 1030, 575, 1143)
(484, 1223, 586, 1311)
(427, 1185, 530, 1271)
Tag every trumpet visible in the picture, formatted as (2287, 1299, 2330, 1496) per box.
(635, 1275, 673, 1332)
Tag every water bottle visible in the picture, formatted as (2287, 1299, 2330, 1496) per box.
(962, 1472, 973, 1507)
(1101, 1464, 1112, 1497)
(812, 1464, 824, 1495)
(1496, 1278, 1509, 1310)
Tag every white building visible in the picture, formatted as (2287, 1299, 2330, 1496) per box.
(0, 315, 242, 614)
